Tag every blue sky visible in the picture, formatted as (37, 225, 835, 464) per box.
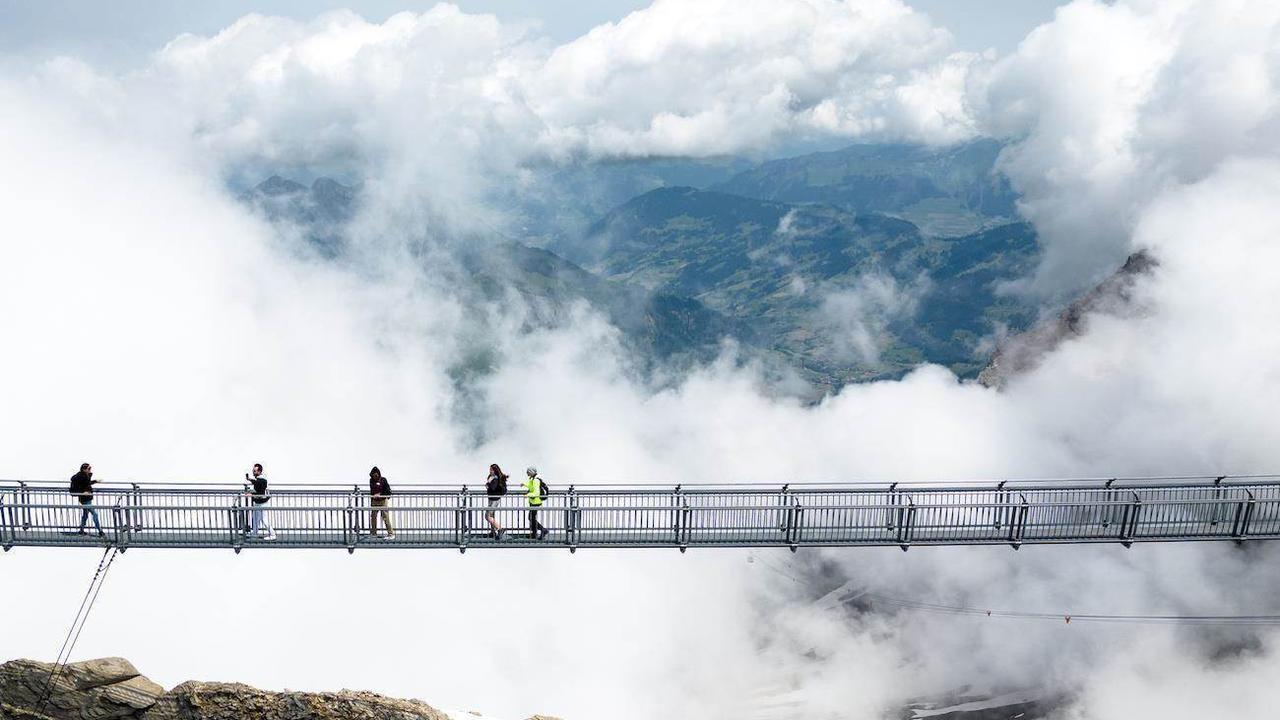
(0, 0, 1065, 67)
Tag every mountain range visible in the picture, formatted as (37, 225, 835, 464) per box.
(241, 139, 1045, 390)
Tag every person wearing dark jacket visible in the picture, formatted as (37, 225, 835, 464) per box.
(69, 462, 103, 536)
(243, 463, 276, 540)
(369, 466, 395, 539)
(485, 464, 508, 540)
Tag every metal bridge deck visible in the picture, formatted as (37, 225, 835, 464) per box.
(3, 476, 1278, 552)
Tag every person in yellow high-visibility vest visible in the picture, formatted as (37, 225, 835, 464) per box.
(524, 466, 549, 540)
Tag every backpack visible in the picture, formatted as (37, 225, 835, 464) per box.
(539, 479, 549, 500)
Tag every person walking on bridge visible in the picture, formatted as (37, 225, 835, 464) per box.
(369, 466, 395, 539)
(485, 464, 508, 541)
(69, 462, 104, 537)
(244, 463, 276, 541)
(524, 466, 549, 540)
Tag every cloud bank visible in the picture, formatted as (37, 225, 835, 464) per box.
(3, 1, 1280, 719)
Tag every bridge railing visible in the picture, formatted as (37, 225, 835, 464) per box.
(2, 477, 1279, 551)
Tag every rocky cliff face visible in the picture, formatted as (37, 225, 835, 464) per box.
(978, 249, 1158, 388)
(0, 658, 532, 720)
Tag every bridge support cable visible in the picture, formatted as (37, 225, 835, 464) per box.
(34, 545, 122, 715)
(859, 591, 1280, 626)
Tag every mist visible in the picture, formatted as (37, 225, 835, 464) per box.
(3, 1, 1280, 719)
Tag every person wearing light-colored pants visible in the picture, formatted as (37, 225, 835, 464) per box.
(250, 503, 274, 538)
(370, 497, 394, 536)
(245, 464, 276, 541)
(368, 466, 396, 539)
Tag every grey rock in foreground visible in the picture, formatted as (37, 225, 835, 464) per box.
(1, 658, 163, 720)
(0, 658, 560, 720)
(3, 657, 1053, 720)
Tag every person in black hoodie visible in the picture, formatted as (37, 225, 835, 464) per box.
(243, 463, 276, 541)
(69, 462, 103, 536)
(369, 466, 395, 539)
(485, 464, 508, 540)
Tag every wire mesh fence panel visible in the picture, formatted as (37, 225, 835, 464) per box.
(1130, 486, 1245, 537)
(899, 489, 1009, 544)
(792, 490, 900, 544)
(575, 492, 679, 546)
(685, 491, 790, 545)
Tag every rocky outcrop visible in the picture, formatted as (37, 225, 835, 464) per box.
(0, 658, 163, 720)
(140, 682, 449, 720)
(0, 659, 462, 720)
(978, 249, 1158, 388)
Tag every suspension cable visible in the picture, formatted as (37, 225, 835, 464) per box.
(34, 544, 121, 715)
(859, 591, 1280, 626)
(745, 553, 1280, 626)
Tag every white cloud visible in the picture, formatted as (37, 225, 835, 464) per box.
(528, 0, 980, 155)
(39, 0, 980, 186)
(816, 273, 929, 365)
(4, 1, 1280, 719)
(977, 0, 1280, 296)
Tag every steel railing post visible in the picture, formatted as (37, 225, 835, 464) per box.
(673, 486, 690, 551)
(885, 482, 898, 530)
(778, 484, 790, 533)
(994, 481, 1007, 529)
(897, 494, 915, 552)
(1, 491, 11, 551)
(112, 500, 126, 552)
(344, 487, 357, 554)
(351, 484, 364, 538)
(19, 482, 30, 530)
(131, 483, 143, 532)
(1232, 490, 1256, 542)
(1119, 491, 1141, 548)
(1102, 478, 1118, 528)
(1210, 476, 1227, 526)
(781, 486, 795, 542)
(671, 485, 681, 538)
(788, 496, 804, 553)
(457, 487, 469, 553)
(121, 487, 132, 533)
(229, 496, 243, 554)
(1009, 493, 1028, 549)
(566, 485, 577, 552)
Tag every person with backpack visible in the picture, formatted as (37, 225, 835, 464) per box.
(243, 463, 276, 541)
(69, 462, 104, 537)
(368, 466, 395, 539)
(524, 466, 549, 540)
(485, 464, 509, 540)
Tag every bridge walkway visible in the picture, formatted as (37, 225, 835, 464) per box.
(2, 476, 1277, 552)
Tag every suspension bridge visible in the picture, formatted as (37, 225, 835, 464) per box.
(2, 475, 1278, 553)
